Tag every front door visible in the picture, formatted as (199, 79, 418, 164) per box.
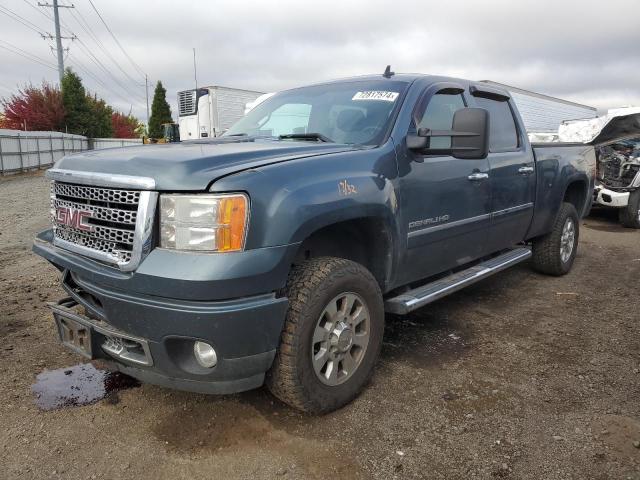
(471, 94, 536, 251)
(397, 86, 492, 286)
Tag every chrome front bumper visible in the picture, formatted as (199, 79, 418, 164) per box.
(594, 185, 630, 208)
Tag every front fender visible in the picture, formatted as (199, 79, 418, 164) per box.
(210, 142, 401, 250)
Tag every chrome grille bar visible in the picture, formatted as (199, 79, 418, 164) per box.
(52, 198, 137, 225)
(53, 182, 141, 205)
(47, 169, 157, 271)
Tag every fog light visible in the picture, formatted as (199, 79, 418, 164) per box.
(193, 341, 217, 368)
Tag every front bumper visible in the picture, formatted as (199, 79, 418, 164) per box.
(34, 231, 294, 394)
(594, 185, 630, 208)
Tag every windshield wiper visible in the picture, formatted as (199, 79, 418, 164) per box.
(226, 133, 248, 137)
(279, 133, 334, 143)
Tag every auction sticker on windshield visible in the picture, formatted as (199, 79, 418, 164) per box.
(352, 91, 399, 102)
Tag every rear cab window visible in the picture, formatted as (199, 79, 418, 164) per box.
(473, 97, 520, 152)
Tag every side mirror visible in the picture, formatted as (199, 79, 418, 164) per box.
(451, 107, 489, 159)
(406, 107, 489, 160)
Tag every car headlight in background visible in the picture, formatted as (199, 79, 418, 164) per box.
(160, 193, 248, 252)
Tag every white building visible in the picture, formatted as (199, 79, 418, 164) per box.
(481, 80, 597, 133)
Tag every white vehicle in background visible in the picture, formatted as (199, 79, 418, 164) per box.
(177, 86, 264, 139)
(559, 108, 640, 228)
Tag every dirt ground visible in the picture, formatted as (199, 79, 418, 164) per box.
(1, 172, 639, 480)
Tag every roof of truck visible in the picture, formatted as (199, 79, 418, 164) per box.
(293, 73, 477, 90)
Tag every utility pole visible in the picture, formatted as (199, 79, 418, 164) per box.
(145, 74, 150, 132)
(193, 48, 198, 90)
(38, 1, 75, 85)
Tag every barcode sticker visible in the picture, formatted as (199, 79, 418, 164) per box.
(352, 91, 399, 102)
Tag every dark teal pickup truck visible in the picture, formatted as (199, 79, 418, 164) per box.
(34, 71, 599, 413)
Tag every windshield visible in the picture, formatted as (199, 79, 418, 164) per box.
(224, 80, 409, 145)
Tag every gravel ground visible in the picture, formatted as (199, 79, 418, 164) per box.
(1, 172, 639, 480)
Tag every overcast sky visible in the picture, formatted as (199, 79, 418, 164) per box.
(1, 0, 638, 122)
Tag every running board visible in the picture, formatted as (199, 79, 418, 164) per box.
(384, 247, 532, 315)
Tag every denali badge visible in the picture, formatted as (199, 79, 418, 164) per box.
(55, 206, 94, 232)
(408, 215, 450, 229)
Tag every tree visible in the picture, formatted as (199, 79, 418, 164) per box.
(0, 82, 65, 131)
(61, 68, 91, 135)
(85, 94, 113, 138)
(148, 80, 172, 138)
(111, 112, 142, 138)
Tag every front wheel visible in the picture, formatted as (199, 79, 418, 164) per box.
(619, 190, 640, 229)
(266, 257, 384, 414)
(531, 202, 580, 276)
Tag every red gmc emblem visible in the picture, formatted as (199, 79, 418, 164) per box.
(56, 206, 94, 232)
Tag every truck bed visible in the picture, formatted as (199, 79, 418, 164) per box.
(527, 143, 596, 239)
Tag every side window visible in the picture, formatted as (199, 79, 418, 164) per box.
(474, 97, 519, 151)
(417, 93, 465, 149)
(257, 103, 311, 137)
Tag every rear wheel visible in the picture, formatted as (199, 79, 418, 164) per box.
(619, 190, 640, 229)
(266, 257, 384, 414)
(531, 202, 579, 276)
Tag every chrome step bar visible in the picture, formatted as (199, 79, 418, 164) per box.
(384, 247, 532, 315)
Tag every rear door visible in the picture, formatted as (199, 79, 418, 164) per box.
(471, 90, 536, 251)
(397, 84, 492, 285)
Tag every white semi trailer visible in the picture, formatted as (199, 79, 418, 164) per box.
(177, 86, 264, 140)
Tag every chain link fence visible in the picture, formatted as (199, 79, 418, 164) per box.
(0, 129, 143, 175)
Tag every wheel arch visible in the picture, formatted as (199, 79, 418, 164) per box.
(292, 215, 395, 292)
(563, 177, 590, 217)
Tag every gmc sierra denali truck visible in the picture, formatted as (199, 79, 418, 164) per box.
(34, 72, 598, 413)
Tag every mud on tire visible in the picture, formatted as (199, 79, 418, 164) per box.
(266, 257, 384, 414)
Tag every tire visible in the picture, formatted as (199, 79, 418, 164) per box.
(531, 202, 580, 276)
(266, 257, 384, 414)
(619, 190, 640, 229)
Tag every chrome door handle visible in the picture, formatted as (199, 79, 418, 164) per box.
(468, 172, 489, 181)
(518, 166, 534, 175)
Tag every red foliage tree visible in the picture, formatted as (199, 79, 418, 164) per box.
(0, 82, 65, 131)
(111, 112, 141, 138)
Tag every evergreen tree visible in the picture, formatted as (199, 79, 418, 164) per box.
(61, 68, 91, 135)
(148, 81, 172, 138)
(86, 94, 113, 138)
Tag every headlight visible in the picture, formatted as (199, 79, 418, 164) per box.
(159, 193, 248, 252)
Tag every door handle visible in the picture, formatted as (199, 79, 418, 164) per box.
(518, 166, 534, 175)
(467, 172, 489, 181)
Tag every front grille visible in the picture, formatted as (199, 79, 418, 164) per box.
(51, 181, 146, 267)
(598, 154, 640, 189)
(178, 90, 196, 116)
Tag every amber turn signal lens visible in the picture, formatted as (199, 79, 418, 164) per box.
(217, 195, 248, 252)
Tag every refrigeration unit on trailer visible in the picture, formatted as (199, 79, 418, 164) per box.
(178, 86, 264, 139)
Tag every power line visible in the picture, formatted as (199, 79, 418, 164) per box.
(67, 6, 142, 88)
(72, 37, 146, 104)
(0, 42, 58, 70)
(0, 38, 58, 68)
(2, 0, 147, 115)
(86, 0, 145, 79)
(30, 0, 144, 103)
(67, 51, 134, 107)
(0, 4, 47, 35)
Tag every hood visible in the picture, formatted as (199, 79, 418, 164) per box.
(557, 108, 640, 146)
(53, 139, 359, 190)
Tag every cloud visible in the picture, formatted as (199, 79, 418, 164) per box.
(1, 0, 638, 120)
